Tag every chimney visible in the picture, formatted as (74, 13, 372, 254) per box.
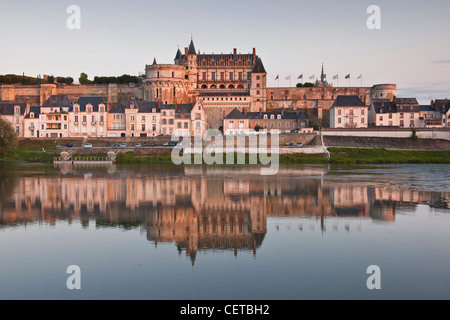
(252, 48, 256, 63)
(185, 47, 188, 55)
(259, 108, 262, 116)
(243, 108, 247, 116)
(158, 100, 161, 109)
(233, 48, 237, 56)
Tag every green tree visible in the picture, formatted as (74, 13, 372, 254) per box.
(79, 73, 90, 84)
(56, 77, 66, 84)
(66, 77, 74, 85)
(254, 124, 261, 132)
(47, 75, 55, 84)
(296, 83, 303, 87)
(0, 117, 18, 158)
(303, 82, 315, 87)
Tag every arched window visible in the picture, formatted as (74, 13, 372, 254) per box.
(237, 84, 244, 89)
(228, 84, 235, 89)
(219, 84, 226, 89)
(201, 84, 207, 89)
(210, 85, 217, 89)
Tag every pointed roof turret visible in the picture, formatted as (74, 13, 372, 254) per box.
(174, 48, 182, 60)
(252, 57, 266, 73)
(188, 38, 196, 55)
(321, 63, 325, 82)
(152, 57, 157, 65)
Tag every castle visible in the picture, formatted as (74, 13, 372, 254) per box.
(0, 38, 398, 128)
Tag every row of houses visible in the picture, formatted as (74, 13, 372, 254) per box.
(1, 94, 310, 138)
(329, 95, 450, 129)
(0, 95, 208, 138)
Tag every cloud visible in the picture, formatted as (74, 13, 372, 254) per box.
(432, 60, 450, 64)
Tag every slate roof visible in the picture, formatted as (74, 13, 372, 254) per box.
(434, 99, 450, 114)
(419, 105, 434, 112)
(0, 102, 27, 116)
(252, 57, 266, 73)
(188, 39, 196, 55)
(70, 96, 106, 112)
(108, 105, 127, 114)
(332, 95, 366, 108)
(224, 108, 247, 120)
(42, 95, 72, 108)
(25, 106, 41, 119)
(373, 101, 397, 114)
(396, 98, 419, 105)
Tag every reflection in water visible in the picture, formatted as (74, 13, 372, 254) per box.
(0, 163, 449, 264)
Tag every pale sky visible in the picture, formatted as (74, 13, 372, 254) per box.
(0, 0, 449, 104)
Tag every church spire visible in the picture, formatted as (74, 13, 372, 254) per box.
(153, 57, 157, 65)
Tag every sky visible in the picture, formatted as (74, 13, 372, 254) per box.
(0, 0, 449, 104)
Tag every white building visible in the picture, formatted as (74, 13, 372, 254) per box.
(38, 95, 70, 138)
(330, 96, 369, 129)
(370, 98, 422, 128)
(69, 97, 108, 137)
(0, 102, 28, 137)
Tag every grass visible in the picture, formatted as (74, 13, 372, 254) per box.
(328, 147, 450, 164)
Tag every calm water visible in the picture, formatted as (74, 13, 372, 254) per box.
(0, 162, 449, 300)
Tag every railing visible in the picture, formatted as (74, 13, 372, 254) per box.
(54, 157, 110, 162)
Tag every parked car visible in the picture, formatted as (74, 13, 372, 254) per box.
(84, 144, 93, 148)
(169, 141, 177, 147)
(285, 142, 292, 147)
(291, 129, 300, 133)
(163, 142, 169, 146)
(112, 143, 119, 148)
(135, 143, 142, 148)
(296, 143, 303, 148)
(120, 143, 127, 148)
(65, 143, 75, 148)
(148, 142, 155, 147)
(176, 142, 183, 146)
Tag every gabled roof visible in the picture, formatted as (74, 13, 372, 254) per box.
(25, 106, 41, 119)
(175, 48, 182, 60)
(42, 95, 72, 108)
(332, 95, 366, 108)
(70, 96, 106, 112)
(0, 102, 27, 116)
(224, 108, 247, 120)
(252, 57, 266, 73)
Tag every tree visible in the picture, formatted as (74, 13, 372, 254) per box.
(79, 73, 90, 84)
(47, 75, 55, 84)
(0, 117, 18, 158)
(296, 83, 303, 87)
(66, 77, 74, 85)
(254, 124, 262, 132)
(56, 77, 66, 84)
(303, 82, 315, 87)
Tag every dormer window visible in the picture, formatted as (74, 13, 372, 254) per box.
(74, 106, 79, 113)
(270, 115, 275, 120)
(263, 115, 268, 120)
(99, 105, 105, 112)
(277, 115, 282, 120)
(30, 113, 34, 119)
(15, 106, 20, 115)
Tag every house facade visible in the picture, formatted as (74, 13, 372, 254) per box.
(330, 96, 369, 129)
(69, 96, 108, 137)
(0, 102, 28, 137)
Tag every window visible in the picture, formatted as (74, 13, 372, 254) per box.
(184, 122, 188, 129)
(229, 72, 233, 80)
(338, 109, 341, 116)
(142, 124, 145, 131)
(202, 72, 207, 81)
(379, 116, 383, 122)
(220, 72, 224, 81)
(338, 118, 341, 124)
(229, 121, 234, 129)
(257, 83, 260, 88)
(131, 116, 135, 121)
(212, 72, 216, 81)
(238, 72, 242, 81)
(361, 118, 365, 124)
(389, 113, 393, 119)
(270, 115, 274, 120)
(257, 75, 260, 80)
(131, 124, 135, 131)
(83, 116, 87, 123)
(15, 107, 20, 115)
(263, 115, 268, 119)
(361, 109, 365, 115)
(277, 115, 281, 119)
(173, 87, 176, 97)
(177, 122, 182, 129)
(410, 120, 414, 127)
(16, 126, 20, 134)
(400, 120, 404, 127)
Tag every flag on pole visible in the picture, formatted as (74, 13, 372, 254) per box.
(275, 75, 279, 80)
(309, 75, 315, 80)
(333, 74, 338, 80)
(285, 75, 291, 81)
(357, 74, 362, 80)
(345, 74, 350, 79)
(298, 74, 303, 80)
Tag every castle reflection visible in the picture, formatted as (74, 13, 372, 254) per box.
(0, 164, 448, 263)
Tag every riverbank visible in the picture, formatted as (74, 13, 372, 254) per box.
(1, 140, 449, 164)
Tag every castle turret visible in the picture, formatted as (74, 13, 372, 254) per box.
(250, 56, 267, 112)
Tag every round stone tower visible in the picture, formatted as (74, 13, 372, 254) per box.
(143, 59, 189, 104)
(372, 84, 397, 101)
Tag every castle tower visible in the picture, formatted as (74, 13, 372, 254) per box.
(186, 38, 198, 92)
(250, 57, 267, 112)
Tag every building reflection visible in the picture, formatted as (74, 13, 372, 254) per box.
(0, 165, 448, 263)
